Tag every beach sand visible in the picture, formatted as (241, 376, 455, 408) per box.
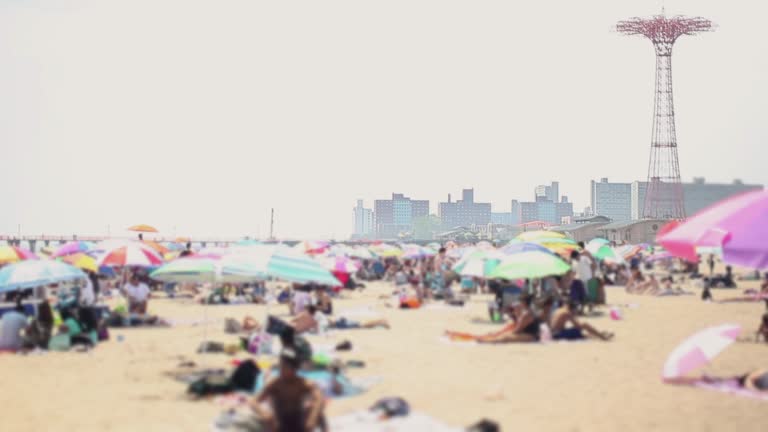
(1, 277, 766, 432)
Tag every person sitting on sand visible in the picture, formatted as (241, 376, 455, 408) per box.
(549, 301, 613, 341)
(123, 273, 150, 314)
(446, 294, 540, 343)
(251, 347, 325, 432)
(756, 313, 768, 343)
(0, 301, 28, 351)
(314, 286, 333, 315)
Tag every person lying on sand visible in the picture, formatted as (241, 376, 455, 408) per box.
(251, 347, 326, 432)
(549, 300, 613, 341)
(666, 368, 768, 392)
(445, 294, 540, 343)
(291, 306, 390, 334)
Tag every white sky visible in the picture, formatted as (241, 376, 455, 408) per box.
(1, 0, 766, 240)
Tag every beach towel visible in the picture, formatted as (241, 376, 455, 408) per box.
(330, 411, 462, 431)
(252, 369, 379, 398)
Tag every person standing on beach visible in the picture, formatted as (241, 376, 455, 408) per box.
(123, 273, 150, 314)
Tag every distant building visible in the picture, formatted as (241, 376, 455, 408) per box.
(374, 193, 429, 239)
(631, 178, 763, 219)
(491, 212, 514, 225)
(352, 199, 373, 238)
(598, 219, 669, 245)
(591, 178, 632, 222)
(438, 189, 491, 229)
(515, 182, 573, 225)
(551, 220, 611, 243)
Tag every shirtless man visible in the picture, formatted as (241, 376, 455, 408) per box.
(550, 301, 613, 341)
(252, 347, 325, 432)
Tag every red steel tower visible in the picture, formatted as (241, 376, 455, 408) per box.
(617, 12, 714, 219)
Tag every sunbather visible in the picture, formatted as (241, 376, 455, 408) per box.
(667, 368, 768, 392)
(446, 294, 540, 343)
(251, 347, 326, 432)
(549, 301, 613, 341)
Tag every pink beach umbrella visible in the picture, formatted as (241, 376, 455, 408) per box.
(320, 256, 361, 274)
(658, 190, 768, 269)
(662, 324, 741, 380)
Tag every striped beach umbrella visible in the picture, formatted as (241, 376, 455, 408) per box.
(97, 244, 164, 267)
(52, 241, 95, 257)
(0, 260, 86, 292)
(0, 246, 38, 264)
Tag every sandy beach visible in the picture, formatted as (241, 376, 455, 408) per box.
(1, 274, 765, 432)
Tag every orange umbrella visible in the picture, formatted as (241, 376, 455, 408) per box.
(128, 224, 158, 233)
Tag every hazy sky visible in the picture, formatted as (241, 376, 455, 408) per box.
(1, 0, 766, 240)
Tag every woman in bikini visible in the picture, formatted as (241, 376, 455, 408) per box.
(445, 294, 540, 343)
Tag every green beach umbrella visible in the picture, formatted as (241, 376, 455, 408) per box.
(488, 251, 570, 280)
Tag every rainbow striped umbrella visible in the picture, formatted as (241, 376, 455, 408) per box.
(0, 246, 38, 264)
(52, 241, 95, 257)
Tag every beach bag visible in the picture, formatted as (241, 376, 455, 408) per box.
(188, 374, 233, 397)
(230, 360, 260, 392)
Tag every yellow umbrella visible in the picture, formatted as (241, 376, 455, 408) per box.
(515, 230, 566, 242)
(60, 253, 98, 273)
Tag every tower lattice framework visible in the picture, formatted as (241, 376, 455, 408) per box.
(617, 13, 714, 219)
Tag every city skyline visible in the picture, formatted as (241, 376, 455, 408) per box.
(2, 1, 767, 239)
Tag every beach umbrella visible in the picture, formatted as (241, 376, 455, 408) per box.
(615, 244, 643, 260)
(128, 224, 158, 233)
(370, 244, 402, 258)
(659, 190, 768, 269)
(60, 252, 98, 273)
(402, 245, 436, 259)
(97, 244, 163, 267)
(488, 251, 570, 280)
(662, 324, 741, 380)
(142, 240, 169, 255)
(646, 251, 674, 262)
(0, 260, 86, 292)
(202, 246, 340, 286)
(235, 239, 261, 246)
(150, 255, 267, 283)
(586, 240, 625, 264)
(500, 242, 553, 255)
(348, 247, 375, 260)
(453, 250, 502, 277)
(514, 230, 566, 242)
(293, 240, 329, 255)
(52, 241, 95, 257)
(319, 256, 361, 274)
(0, 246, 38, 264)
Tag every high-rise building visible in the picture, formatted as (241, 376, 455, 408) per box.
(438, 188, 491, 229)
(631, 178, 763, 219)
(352, 199, 373, 238)
(591, 178, 632, 222)
(491, 212, 514, 225)
(374, 193, 429, 239)
(517, 182, 573, 225)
